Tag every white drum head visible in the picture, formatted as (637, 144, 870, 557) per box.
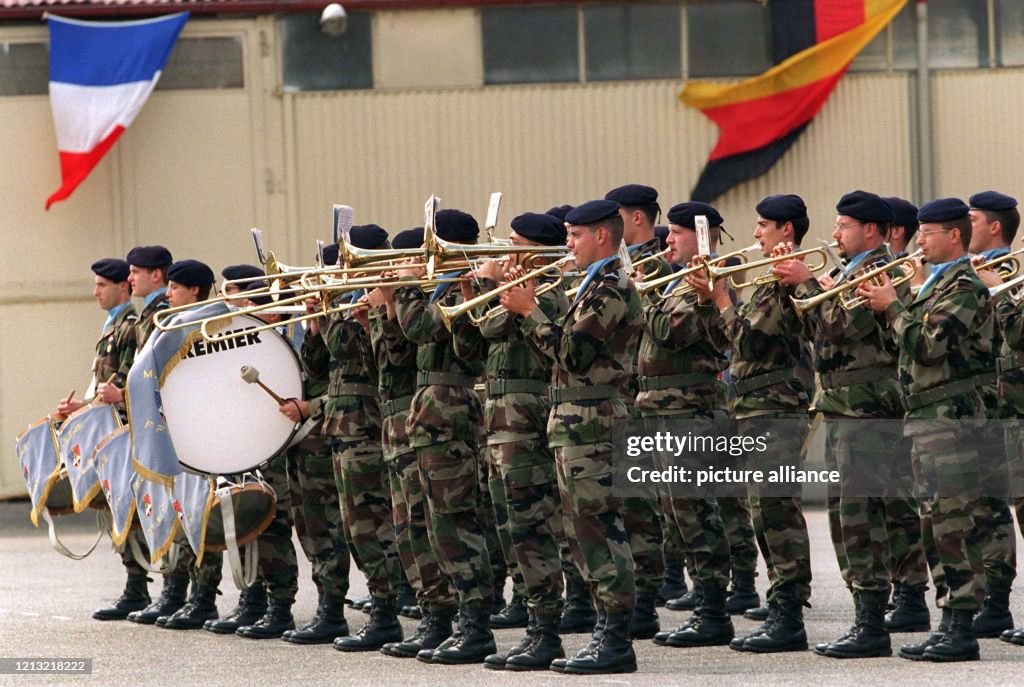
(160, 314, 303, 475)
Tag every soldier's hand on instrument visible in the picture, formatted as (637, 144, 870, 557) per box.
(686, 268, 714, 303)
(459, 277, 475, 302)
(772, 258, 812, 286)
(365, 288, 386, 308)
(499, 272, 537, 317)
(475, 258, 504, 283)
(856, 272, 896, 312)
(56, 398, 85, 417)
(304, 297, 322, 315)
(352, 300, 371, 331)
(278, 398, 309, 423)
(96, 382, 124, 404)
(975, 267, 1004, 288)
(818, 274, 837, 289)
(396, 257, 425, 279)
(771, 241, 795, 258)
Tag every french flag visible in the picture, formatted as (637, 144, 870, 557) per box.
(46, 13, 188, 210)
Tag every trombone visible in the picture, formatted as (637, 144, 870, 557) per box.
(437, 255, 575, 330)
(636, 243, 761, 298)
(791, 255, 918, 313)
(707, 243, 835, 290)
(975, 247, 1024, 278)
(989, 272, 1024, 301)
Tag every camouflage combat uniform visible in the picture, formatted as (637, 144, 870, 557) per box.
(520, 257, 642, 614)
(887, 258, 992, 611)
(995, 288, 1024, 539)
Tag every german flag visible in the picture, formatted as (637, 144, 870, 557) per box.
(682, 0, 907, 202)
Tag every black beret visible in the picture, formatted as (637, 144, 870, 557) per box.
(126, 245, 173, 269)
(392, 227, 424, 250)
(91, 258, 130, 283)
(435, 209, 480, 242)
(545, 205, 574, 222)
(756, 194, 807, 223)
(605, 184, 658, 207)
(167, 259, 215, 288)
(221, 264, 264, 281)
(969, 191, 1018, 212)
(321, 243, 340, 266)
(918, 197, 969, 223)
(836, 190, 894, 224)
(666, 201, 724, 229)
(349, 224, 390, 250)
(243, 279, 273, 306)
(510, 212, 567, 246)
(883, 197, 919, 229)
(654, 226, 669, 251)
(565, 199, 620, 226)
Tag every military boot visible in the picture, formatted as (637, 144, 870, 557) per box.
(491, 592, 529, 629)
(920, 609, 980, 662)
(485, 612, 537, 670)
(92, 573, 150, 621)
(491, 575, 508, 616)
(658, 558, 688, 607)
(742, 597, 807, 653)
(382, 607, 454, 658)
(348, 593, 371, 613)
(730, 601, 778, 651)
(665, 581, 701, 612)
(128, 575, 188, 625)
(334, 597, 403, 651)
(973, 584, 1013, 638)
(204, 583, 267, 634)
(885, 583, 930, 633)
(551, 610, 606, 673)
(744, 603, 771, 621)
(284, 593, 349, 644)
(628, 591, 660, 640)
(1004, 627, 1024, 645)
(395, 577, 417, 618)
(823, 591, 892, 658)
(726, 569, 760, 615)
(506, 613, 565, 671)
(814, 595, 857, 655)
(162, 584, 219, 630)
(664, 583, 734, 647)
(899, 606, 951, 660)
(431, 603, 497, 664)
(560, 611, 637, 675)
(237, 600, 295, 639)
(559, 577, 597, 634)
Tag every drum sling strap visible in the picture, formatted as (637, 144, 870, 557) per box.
(42, 509, 109, 561)
(218, 478, 260, 590)
(127, 531, 181, 574)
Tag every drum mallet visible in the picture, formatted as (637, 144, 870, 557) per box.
(240, 365, 287, 404)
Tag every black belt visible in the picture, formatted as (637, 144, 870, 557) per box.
(732, 368, 795, 396)
(327, 380, 377, 397)
(637, 372, 717, 392)
(902, 373, 996, 411)
(819, 366, 896, 390)
(379, 395, 413, 418)
(485, 379, 548, 396)
(416, 371, 477, 388)
(549, 385, 618, 403)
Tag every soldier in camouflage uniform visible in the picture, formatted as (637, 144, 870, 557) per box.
(367, 228, 458, 659)
(318, 225, 404, 652)
(393, 210, 495, 665)
(638, 202, 734, 649)
(502, 199, 642, 675)
(64, 259, 146, 621)
(605, 184, 669, 639)
(691, 194, 814, 654)
(963, 191, 1019, 638)
(460, 212, 569, 671)
(860, 197, 993, 662)
(777, 191, 912, 658)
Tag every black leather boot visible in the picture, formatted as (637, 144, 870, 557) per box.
(730, 601, 778, 650)
(92, 574, 150, 621)
(823, 591, 891, 658)
(485, 613, 536, 670)
(899, 606, 951, 660)
(664, 583, 734, 647)
(284, 593, 349, 644)
(395, 578, 417, 618)
(726, 570, 760, 615)
(744, 603, 770, 621)
(1004, 627, 1024, 645)
(973, 584, 1013, 638)
(665, 581, 701, 612)
(560, 611, 637, 675)
(492, 575, 508, 616)
(236, 600, 295, 639)
(921, 609, 980, 662)
(348, 593, 371, 612)
(885, 583, 930, 633)
(204, 583, 267, 634)
(334, 596, 403, 651)
(551, 610, 606, 673)
(559, 577, 597, 634)
(162, 584, 219, 630)
(506, 612, 565, 671)
(128, 575, 187, 625)
(491, 592, 529, 629)
(658, 558, 688, 607)
(628, 592, 660, 640)
(742, 597, 808, 653)
(431, 603, 497, 664)
(382, 608, 454, 658)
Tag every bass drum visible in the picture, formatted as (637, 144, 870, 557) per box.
(160, 314, 303, 476)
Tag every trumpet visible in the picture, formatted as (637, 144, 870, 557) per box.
(631, 248, 673, 278)
(707, 243, 835, 289)
(989, 272, 1024, 301)
(437, 255, 575, 330)
(791, 255, 918, 312)
(636, 243, 761, 298)
(975, 247, 1024, 278)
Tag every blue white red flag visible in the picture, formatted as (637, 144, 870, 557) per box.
(45, 13, 188, 209)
